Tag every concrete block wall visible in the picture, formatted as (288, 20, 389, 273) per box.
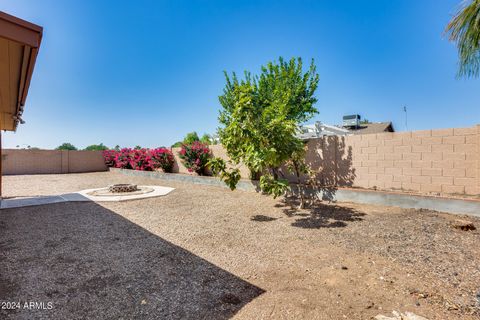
(170, 125, 479, 196)
(340, 125, 479, 195)
(2, 150, 107, 175)
(4, 124, 477, 197)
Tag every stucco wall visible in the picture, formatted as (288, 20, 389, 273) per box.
(2, 150, 107, 175)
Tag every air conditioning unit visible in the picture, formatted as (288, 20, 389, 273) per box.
(342, 114, 360, 128)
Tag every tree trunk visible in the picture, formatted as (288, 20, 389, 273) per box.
(271, 167, 279, 180)
(249, 169, 260, 180)
(293, 161, 305, 209)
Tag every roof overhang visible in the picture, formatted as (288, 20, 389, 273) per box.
(0, 11, 42, 131)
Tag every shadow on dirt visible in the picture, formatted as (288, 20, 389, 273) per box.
(0, 202, 264, 319)
(278, 198, 366, 229)
(250, 215, 278, 222)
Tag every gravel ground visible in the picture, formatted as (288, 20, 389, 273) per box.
(1, 172, 479, 319)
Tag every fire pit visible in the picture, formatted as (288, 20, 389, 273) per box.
(81, 184, 175, 202)
(108, 184, 138, 193)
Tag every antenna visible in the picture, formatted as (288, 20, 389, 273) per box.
(403, 106, 408, 131)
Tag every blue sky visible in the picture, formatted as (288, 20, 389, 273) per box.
(3, 0, 479, 149)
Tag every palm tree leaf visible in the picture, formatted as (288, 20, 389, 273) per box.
(445, 0, 480, 78)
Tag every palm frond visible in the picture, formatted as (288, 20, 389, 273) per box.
(445, 0, 480, 78)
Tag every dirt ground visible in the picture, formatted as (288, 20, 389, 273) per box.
(1, 172, 479, 319)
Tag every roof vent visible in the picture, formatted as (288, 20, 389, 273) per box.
(342, 114, 360, 128)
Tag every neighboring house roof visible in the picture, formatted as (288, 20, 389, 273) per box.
(298, 121, 351, 140)
(346, 122, 394, 135)
(298, 121, 394, 139)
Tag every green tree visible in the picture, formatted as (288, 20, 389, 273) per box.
(172, 131, 208, 148)
(183, 132, 200, 145)
(200, 133, 212, 145)
(215, 57, 319, 197)
(114, 145, 121, 151)
(445, 0, 480, 78)
(134, 145, 142, 150)
(84, 143, 108, 151)
(56, 143, 77, 151)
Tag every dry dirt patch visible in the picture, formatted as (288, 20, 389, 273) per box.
(1, 172, 479, 319)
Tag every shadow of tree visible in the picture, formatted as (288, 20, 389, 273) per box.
(305, 136, 356, 201)
(250, 215, 278, 222)
(281, 135, 356, 205)
(0, 202, 264, 319)
(279, 197, 365, 229)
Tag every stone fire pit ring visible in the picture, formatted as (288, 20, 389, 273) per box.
(108, 184, 138, 193)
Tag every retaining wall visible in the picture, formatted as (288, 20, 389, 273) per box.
(111, 168, 480, 217)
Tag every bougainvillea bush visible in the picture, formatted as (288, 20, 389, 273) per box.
(129, 148, 155, 171)
(102, 149, 117, 167)
(114, 148, 134, 169)
(102, 148, 175, 172)
(178, 141, 211, 175)
(150, 148, 175, 173)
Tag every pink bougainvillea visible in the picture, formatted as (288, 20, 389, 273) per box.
(102, 150, 117, 167)
(150, 148, 175, 173)
(102, 147, 175, 172)
(114, 148, 134, 169)
(178, 141, 211, 175)
(129, 148, 155, 171)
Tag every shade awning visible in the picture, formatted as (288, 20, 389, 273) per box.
(0, 11, 42, 131)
